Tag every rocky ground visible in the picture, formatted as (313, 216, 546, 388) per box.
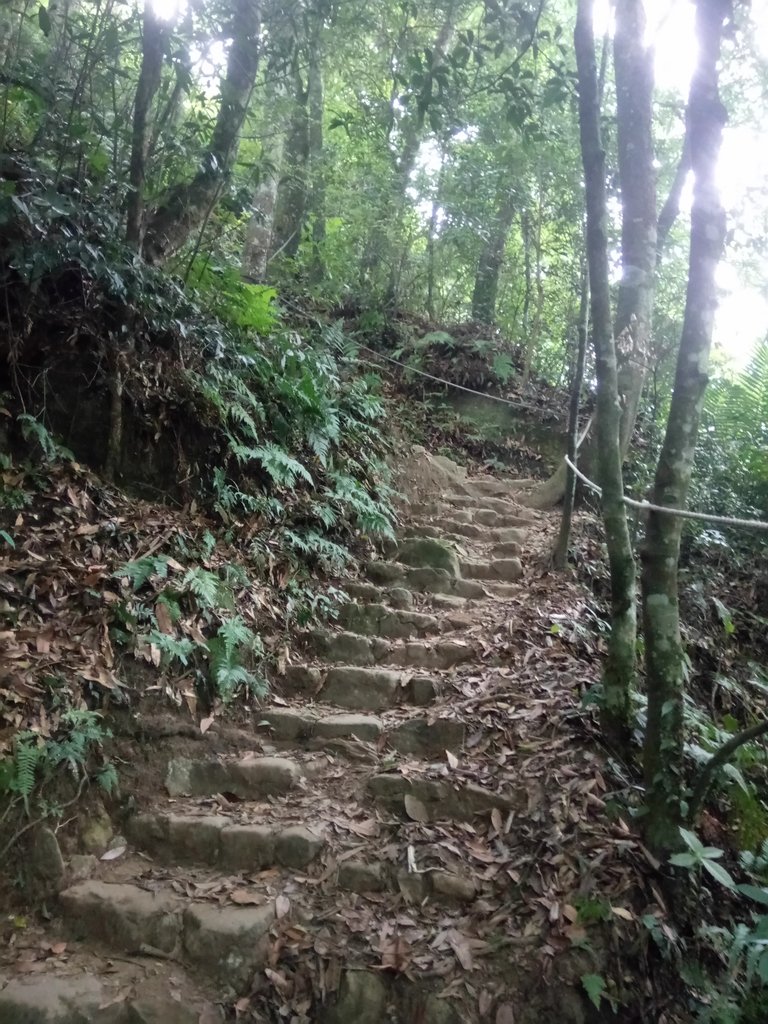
(0, 451, 661, 1024)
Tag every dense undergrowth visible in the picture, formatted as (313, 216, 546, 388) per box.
(0, 172, 399, 864)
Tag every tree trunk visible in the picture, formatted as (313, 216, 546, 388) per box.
(143, 0, 262, 262)
(641, 0, 728, 855)
(126, 1, 165, 250)
(242, 83, 287, 281)
(574, 0, 636, 745)
(426, 157, 445, 320)
(385, 9, 457, 308)
(270, 55, 310, 264)
(471, 188, 515, 324)
(307, 0, 326, 283)
(552, 259, 589, 570)
(613, 0, 658, 454)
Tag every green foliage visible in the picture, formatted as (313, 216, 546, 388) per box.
(0, 710, 113, 816)
(18, 414, 74, 463)
(671, 828, 738, 889)
(187, 257, 278, 333)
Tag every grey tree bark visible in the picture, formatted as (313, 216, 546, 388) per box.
(641, 0, 729, 855)
(126, 1, 165, 250)
(574, 0, 636, 744)
(143, 0, 262, 262)
(552, 259, 589, 570)
(471, 187, 515, 324)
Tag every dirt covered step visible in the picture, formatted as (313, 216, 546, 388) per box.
(57, 880, 275, 989)
(343, 580, 469, 611)
(0, 962, 216, 1024)
(336, 600, 443, 638)
(278, 664, 442, 710)
(304, 629, 475, 670)
(368, 771, 520, 822)
(127, 811, 325, 870)
(257, 705, 465, 755)
(364, 561, 487, 599)
(336, 858, 478, 903)
(459, 557, 523, 583)
(410, 500, 531, 529)
(164, 754, 301, 799)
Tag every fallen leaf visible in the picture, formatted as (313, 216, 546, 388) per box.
(496, 1004, 516, 1024)
(446, 750, 459, 769)
(199, 714, 215, 735)
(275, 895, 290, 918)
(404, 795, 429, 823)
(101, 845, 126, 861)
(230, 890, 262, 906)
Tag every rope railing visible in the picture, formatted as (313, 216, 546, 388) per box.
(357, 343, 768, 533)
(564, 456, 768, 531)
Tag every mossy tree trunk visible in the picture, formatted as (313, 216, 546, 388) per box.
(125, 1, 165, 250)
(574, 0, 636, 745)
(641, 0, 729, 855)
(613, 0, 657, 454)
(471, 188, 515, 325)
(143, 0, 262, 262)
(552, 258, 589, 570)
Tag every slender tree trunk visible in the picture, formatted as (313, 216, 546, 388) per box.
(307, 0, 326, 284)
(143, 0, 262, 261)
(575, 0, 636, 745)
(126, 1, 165, 250)
(613, 0, 658, 454)
(471, 188, 515, 324)
(641, 0, 729, 855)
(242, 83, 287, 281)
(522, 186, 545, 390)
(385, 9, 457, 308)
(426, 157, 445, 320)
(270, 64, 310, 263)
(553, 259, 589, 570)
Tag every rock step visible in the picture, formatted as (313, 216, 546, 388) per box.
(441, 492, 537, 517)
(305, 630, 475, 670)
(279, 664, 440, 710)
(368, 772, 520, 822)
(344, 581, 469, 610)
(460, 557, 523, 583)
(0, 964, 216, 1024)
(364, 561, 487, 599)
(410, 503, 530, 529)
(337, 859, 477, 903)
(337, 601, 443, 638)
(258, 706, 465, 755)
(59, 880, 276, 989)
(127, 812, 325, 870)
(165, 754, 301, 798)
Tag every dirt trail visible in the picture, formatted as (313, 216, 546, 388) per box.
(0, 451, 637, 1024)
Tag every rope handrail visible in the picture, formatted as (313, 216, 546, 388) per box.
(358, 344, 540, 412)
(564, 456, 768, 532)
(356, 343, 768, 533)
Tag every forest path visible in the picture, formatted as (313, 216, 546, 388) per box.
(0, 455, 615, 1024)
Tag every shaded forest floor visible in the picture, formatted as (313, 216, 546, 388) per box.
(1, 313, 768, 1023)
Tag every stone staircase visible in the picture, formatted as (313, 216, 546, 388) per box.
(0, 479, 589, 1024)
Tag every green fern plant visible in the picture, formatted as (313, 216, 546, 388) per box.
(205, 616, 265, 702)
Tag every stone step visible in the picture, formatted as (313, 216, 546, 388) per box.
(258, 705, 465, 755)
(364, 561, 486, 599)
(414, 517, 527, 547)
(279, 664, 439, 709)
(443, 492, 538, 520)
(411, 502, 531, 529)
(337, 601, 441, 638)
(459, 557, 523, 583)
(127, 811, 325, 870)
(59, 880, 274, 989)
(368, 772, 518, 822)
(343, 581, 469, 611)
(306, 630, 475, 670)
(164, 754, 301, 799)
(0, 964, 215, 1024)
(338, 859, 477, 903)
